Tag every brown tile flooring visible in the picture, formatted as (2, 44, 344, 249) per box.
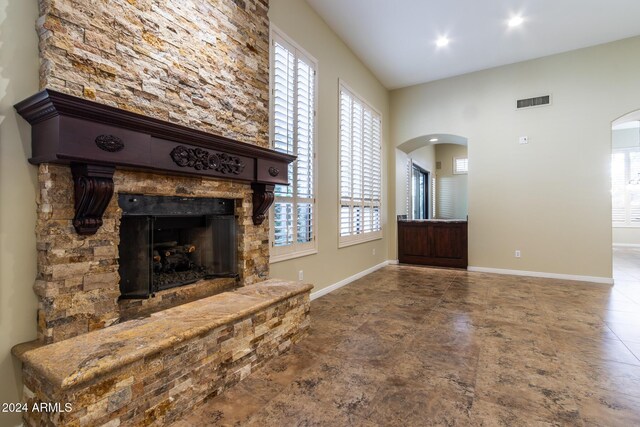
(175, 264, 640, 426)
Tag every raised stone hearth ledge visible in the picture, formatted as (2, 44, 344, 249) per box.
(13, 280, 312, 426)
(15, 280, 311, 389)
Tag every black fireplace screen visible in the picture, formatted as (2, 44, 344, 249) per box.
(118, 195, 237, 299)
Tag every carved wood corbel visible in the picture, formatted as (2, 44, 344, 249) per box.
(71, 163, 115, 235)
(251, 183, 275, 225)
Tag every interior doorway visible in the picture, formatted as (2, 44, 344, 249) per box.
(396, 134, 469, 268)
(611, 109, 640, 284)
(397, 133, 468, 221)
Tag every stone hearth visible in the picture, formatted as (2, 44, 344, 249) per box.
(15, 280, 311, 427)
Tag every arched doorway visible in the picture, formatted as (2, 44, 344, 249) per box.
(395, 133, 469, 268)
(397, 133, 468, 220)
(611, 110, 640, 282)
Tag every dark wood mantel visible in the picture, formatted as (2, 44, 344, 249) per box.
(15, 90, 295, 233)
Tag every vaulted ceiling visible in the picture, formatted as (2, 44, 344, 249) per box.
(306, 0, 640, 89)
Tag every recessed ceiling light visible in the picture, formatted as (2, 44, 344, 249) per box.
(508, 15, 524, 27)
(435, 37, 449, 48)
(429, 138, 438, 142)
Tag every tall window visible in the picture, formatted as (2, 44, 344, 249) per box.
(612, 148, 640, 226)
(270, 29, 317, 262)
(339, 82, 382, 247)
(411, 165, 429, 220)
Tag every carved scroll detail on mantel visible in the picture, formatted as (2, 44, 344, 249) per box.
(170, 146, 246, 175)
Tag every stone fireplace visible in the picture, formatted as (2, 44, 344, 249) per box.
(14, 84, 296, 332)
(10, 1, 314, 425)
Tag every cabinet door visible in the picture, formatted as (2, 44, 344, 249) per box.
(398, 221, 467, 268)
(428, 223, 466, 259)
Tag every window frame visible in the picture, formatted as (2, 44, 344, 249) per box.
(453, 157, 468, 175)
(338, 79, 384, 248)
(268, 25, 319, 263)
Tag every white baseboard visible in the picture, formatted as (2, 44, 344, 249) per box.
(467, 266, 614, 285)
(613, 243, 640, 248)
(387, 259, 399, 265)
(310, 261, 390, 301)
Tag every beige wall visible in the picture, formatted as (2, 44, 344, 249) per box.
(0, 0, 40, 425)
(411, 145, 436, 174)
(391, 36, 640, 279)
(268, 0, 390, 290)
(435, 143, 468, 219)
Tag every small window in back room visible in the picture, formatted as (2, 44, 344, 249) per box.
(453, 157, 468, 174)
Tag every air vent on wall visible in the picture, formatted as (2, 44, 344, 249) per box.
(517, 95, 551, 109)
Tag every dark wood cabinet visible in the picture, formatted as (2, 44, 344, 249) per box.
(398, 220, 468, 268)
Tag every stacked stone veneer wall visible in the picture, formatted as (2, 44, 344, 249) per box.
(37, 0, 269, 147)
(20, 288, 311, 427)
(33, 0, 272, 343)
(36, 164, 269, 343)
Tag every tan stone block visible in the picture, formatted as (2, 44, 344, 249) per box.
(50, 262, 91, 280)
(83, 86, 97, 99)
(92, 244, 116, 258)
(33, 280, 61, 298)
(83, 271, 119, 291)
(52, 316, 88, 342)
(85, 30, 117, 54)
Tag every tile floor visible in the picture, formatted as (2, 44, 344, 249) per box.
(174, 259, 640, 426)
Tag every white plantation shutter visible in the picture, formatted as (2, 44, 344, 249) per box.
(454, 157, 468, 174)
(270, 30, 317, 262)
(406, 158, 412, 217)
(612, 152, 625, 223)
(432, 175, 437, 218)
(630, 152, 640, 224)
(339, 83, 383, 246)
(612, 148, 640, 226)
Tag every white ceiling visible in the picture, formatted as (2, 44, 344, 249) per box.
(306, 0, 640, 89)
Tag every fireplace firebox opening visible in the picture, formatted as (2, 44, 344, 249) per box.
(118, 195, 238, 299)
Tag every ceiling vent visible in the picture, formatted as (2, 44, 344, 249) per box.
(516, 95, 551, 109)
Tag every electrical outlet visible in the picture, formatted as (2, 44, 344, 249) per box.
(372, 248, 376, 256)
(515, 250, 521, 258)
(298, 270, 304, 281)
(519, 136, 528, 144)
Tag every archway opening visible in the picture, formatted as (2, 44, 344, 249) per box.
(397, 134, 468, 220)
(611, 110, 640, 282)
